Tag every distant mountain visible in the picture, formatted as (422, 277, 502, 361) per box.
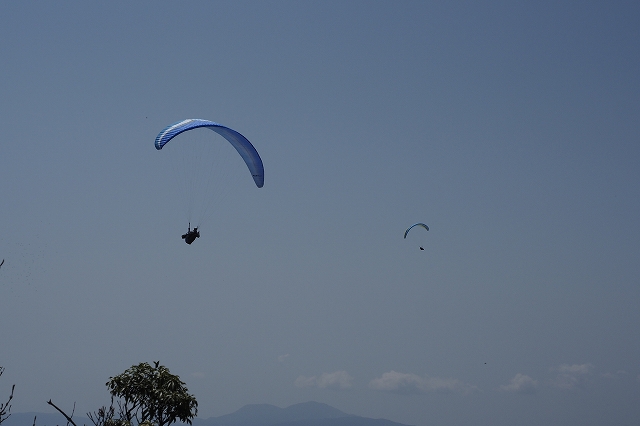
(191, 401, 413, 426)
(9, 402, 413, 426)
(193, 401, 352, 426)
(264, 419, 411, 426)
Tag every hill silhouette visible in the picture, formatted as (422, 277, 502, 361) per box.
(190, 401, 412, 426)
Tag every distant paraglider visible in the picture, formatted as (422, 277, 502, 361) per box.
(404, 223, 429, 250)
(155, 119, 264, 244)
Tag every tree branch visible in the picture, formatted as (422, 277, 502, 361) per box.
(0, 366, 15, 425)
(47, 400, 78, 426)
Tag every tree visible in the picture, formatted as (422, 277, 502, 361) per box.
(105, 361, 197, 426)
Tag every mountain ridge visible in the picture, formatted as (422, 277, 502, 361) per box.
(191, 401, 412, 426)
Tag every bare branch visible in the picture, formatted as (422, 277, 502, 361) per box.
(47, 399, 78, 426)
(0, 366, 15, 425)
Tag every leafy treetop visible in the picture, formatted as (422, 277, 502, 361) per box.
(106, 361, 197, 426)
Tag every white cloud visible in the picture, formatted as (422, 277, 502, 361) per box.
(553, 363, 593, 389)
(317, 371, 354, 389)
(558, 363, 592, 375)
(500, 374, 537, 394)
(295, 375, 318, 388)
(601, 370, 627, 380)
(369, 370, 476, 395)
(295, 371, 353, 390)
(278, 354, 290, 362)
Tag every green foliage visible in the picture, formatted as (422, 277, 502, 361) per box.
(88, 401, 132, 426)
(105, 362, 197, 426)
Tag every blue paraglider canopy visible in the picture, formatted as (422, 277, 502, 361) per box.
(155, 119, 264, 188)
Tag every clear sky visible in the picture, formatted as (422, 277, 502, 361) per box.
(1, 2, 639, 426)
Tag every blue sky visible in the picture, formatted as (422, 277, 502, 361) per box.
(1, 2, 639, 426)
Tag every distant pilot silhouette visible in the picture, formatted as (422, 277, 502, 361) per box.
(181, 223, 200, 245)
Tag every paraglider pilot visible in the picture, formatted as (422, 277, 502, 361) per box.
(181, 223, 200, 245)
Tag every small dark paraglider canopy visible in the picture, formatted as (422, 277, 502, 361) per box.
(404, 223, 429, 238)
(405, 223, 429, 251)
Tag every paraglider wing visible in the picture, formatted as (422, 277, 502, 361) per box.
(155, 119, 264, 188)
(404, 223, 429, 239)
